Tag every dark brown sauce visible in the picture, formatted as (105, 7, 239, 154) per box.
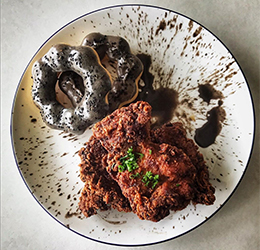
(195, 101, 226, 148)
(136, 54, 178, 128)
(65, 210, 79, 218)
(198, 83, 224, 104)
(58, 71, 84, 108)
(155, 19, 167, 35)
(188, 20, 193, 32)
(193, 26, 202, 37)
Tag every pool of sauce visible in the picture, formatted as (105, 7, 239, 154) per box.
(195, 100, 226, 148)
(136, 54, 179, 128)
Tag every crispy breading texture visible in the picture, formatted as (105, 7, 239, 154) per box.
(90, 101, 215, 222)
(105, 142, 197, 221)
(92, 101, 152, 152)
(78, 136, 131, 217)
(151, 122, 215, 205)
(78, 101, 215, 221)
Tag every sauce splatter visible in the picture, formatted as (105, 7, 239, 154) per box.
(195, 100, 226, 148)
(136, 54, 178, 128)
(193, 26, 202, 37)
(155, 19, 167, 35)
(65, 210, 79, 218)
(198, 83, 224, 104)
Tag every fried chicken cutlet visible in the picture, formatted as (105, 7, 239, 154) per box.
(78, 101, 151, 217)
(78, 136, 131, 217)
(151, 122, 215, 205)
(92, 101, 215, 222)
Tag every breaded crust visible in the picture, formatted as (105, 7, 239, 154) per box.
(81, 101, 215, 222)
(78, 136, 131, 217)
(151, 122, 215, 205)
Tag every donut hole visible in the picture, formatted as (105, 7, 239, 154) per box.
(55, 77, 73, 108)
(55, 71, 85, 108)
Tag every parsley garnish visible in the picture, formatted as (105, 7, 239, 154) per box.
(118, 147, 142, 172)
(130, 172, 140, 179)
(117, 147, 160, 188)
(137, 152, 144, 159)
(118, 164, 126, 172)
(142, 171, 159, 189)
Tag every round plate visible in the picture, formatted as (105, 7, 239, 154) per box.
(11, 4, 255, 246)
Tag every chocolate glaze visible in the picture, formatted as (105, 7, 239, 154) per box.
(195, 100, 226, 148)
(136, 54, 178, 128)
(58, 71, 84, 108)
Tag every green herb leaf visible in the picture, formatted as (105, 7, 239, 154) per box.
(142, 171, 159, 189)
(176, 183, 181, 187)
(118, 165, 126, 172)
(137, 153, 144, 159)
(152, 180, 158, 189)
(149, 149, 152, 155)
(118, 147, 143, 173)
(130, 172, 140, 179)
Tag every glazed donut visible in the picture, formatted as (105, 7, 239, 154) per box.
(81, 32, 143, 112)
(31, 44, 112, 134)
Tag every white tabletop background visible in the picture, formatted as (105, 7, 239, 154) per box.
(1, 0, 259, 249)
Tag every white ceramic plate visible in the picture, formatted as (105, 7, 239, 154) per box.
(11, 4, 255, 246)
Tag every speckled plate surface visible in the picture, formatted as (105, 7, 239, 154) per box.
(11, 4, 255, 246)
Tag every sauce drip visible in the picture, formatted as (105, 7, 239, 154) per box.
(195, 100, 226, 148)
(136, 54, 178, 128)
